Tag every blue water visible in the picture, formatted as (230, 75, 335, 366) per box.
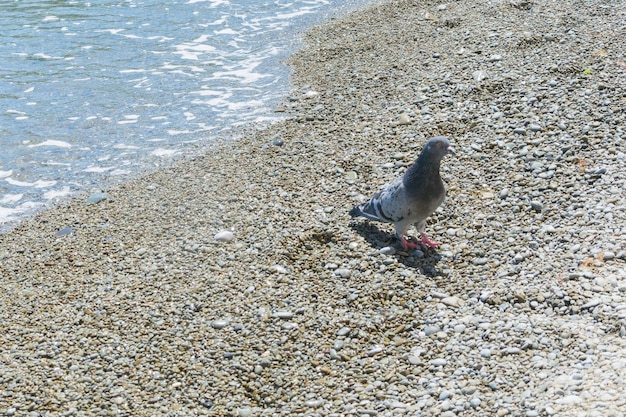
(0, 0, 369, 230)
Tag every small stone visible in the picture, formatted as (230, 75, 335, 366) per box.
(211, 320, 229, 329)
(379, 246, 396, 255)
(441, 296, 462, 308)
(489, 54, 502, 61)
(273, 311, 294, 319)
(530, 201, 543, 212)
(407, 355, 421, 365)
(454, 324, 466, 333)
(472, 257, 489, 266)
(214, 231, 234, 243)
(55, 227, 74, 237)
(272, 139, 284, 147)
(238, 408, 252, 417)
(367, 346, 384, 356)
(581, 300, 602, 310)
(472, 70, 488, 82)
(430, 358, 447, 366)
(337, 327, 351, 336)
(398, 113, 411, 125)
(86, 192, 108, 205)
(513, 127, 527, 135)
(334, 268, 352, 278)
(424, 325, 441, 336)
(469, 398, 481, 408)
(529, 124, 541, 132)
(555, 395, 582, 405)
(499, 188, 509, 199)
(305, 399, 324, 407)
(480, 349, 492, 358)
(603, 251, 615, 260)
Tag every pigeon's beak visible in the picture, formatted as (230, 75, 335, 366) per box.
(447, 146, 456, 156)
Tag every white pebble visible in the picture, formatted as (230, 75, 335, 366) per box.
(214, 230, 234, 243)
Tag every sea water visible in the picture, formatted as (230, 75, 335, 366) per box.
(0, 0, 369, 231)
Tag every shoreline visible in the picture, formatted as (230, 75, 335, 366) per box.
(2, 0, 626, 415)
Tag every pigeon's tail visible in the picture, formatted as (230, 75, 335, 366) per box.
(349, 201, 389, 223)
(349, 205, 363, 218)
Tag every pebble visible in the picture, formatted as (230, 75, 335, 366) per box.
(379, 246, 396, 255)
(273, 311, 295, 319)
(430, 358, 447, 366)
(398, 113, 411, 125)
(480, 349, 492, 358)
(54, 227, 74, 236)
(211, 319, 229, 329)
(441, 296, 462, 308)
(238, 408, 252, 417)
(86, 192, 108, 205)
(337, 327, 351, 336)
(424, 325, 441, 336)
(214, 230, 234, 242)
(334, 268, 352, 278)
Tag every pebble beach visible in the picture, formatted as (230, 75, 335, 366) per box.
(1, 0, 626, 415)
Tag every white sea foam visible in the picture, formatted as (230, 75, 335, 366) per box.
(28, 140, 72, 148)
(5, 178, 57, 188)
(0, 170, 13, 178)
(0, 194, 23, 204)
(214, 28, 238, 35)
(152, 149, 178, 157)
(113, 144, 140, 150)
(43, 186, 72, 200)
(83, 166, 115, 173)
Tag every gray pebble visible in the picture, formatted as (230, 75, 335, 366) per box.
(430, 358, 447, 366)
(55, 227, 74, 237)
(337, 326, 351, 336)
(424, 325, 441, 336)
(480, 349, 492, 358)
(334, 268, 352, 278)
(86, 192, 108, 205)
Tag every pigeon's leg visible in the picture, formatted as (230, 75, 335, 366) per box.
(417, 233, 439, 248)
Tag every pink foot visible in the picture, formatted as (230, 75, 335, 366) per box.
(400, 236, 420, 250)
(399, 234, 439, 250)
(418, 233, 439, 248)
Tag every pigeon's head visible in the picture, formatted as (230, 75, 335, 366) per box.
(423, 136, 455, 160)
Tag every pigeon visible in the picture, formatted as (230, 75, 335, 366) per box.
(349, 136, 455, 250)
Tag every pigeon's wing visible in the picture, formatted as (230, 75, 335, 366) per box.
(350, 176, 411, 224)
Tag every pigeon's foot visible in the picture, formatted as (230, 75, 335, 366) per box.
(418, 233, 439, 248)
(399, 236, 420, 250)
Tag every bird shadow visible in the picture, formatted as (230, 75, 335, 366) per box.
(349, 221, 443, 277)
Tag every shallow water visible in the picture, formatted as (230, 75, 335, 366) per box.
(0, 0, 369, 230)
